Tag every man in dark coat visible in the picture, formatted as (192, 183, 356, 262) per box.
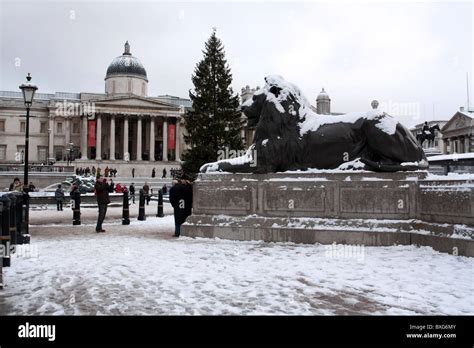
(129, 182, 135, 204)
(169, 176, 193, 237)
(143, 182, 150, 205)
(95, 177, 110, 233)
(54, 184, 65, 211)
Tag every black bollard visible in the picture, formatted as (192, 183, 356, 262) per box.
(72, 191, 81, 225)
(21, 191, 30, 244)
(138, 189, 146, 221)
(0, 195, 11, 267)
(122, 190, 130, 225)
(14, 193, 27, 245)
(8, 193, 17, 246)
(156, 189, 164, 218)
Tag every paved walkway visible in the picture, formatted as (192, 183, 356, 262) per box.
(0, 205, 472, 315)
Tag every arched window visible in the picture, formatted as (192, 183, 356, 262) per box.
(142, 82, 145, 96)
(128, 79, 132, 93)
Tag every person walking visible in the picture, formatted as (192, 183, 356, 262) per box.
(143, 181, 150, 205)
(129, 182, 135, 204)
(132, 168, 135, 178)
(162, 183, 168, 194)
(169, 176, 193, 237)
(28, 182, 36, 192)
(95, 176, 110, 233)
(104, 166, 109, 178)
(54, 184, 65, 211)
(162, 168, 167, 178)
(151, 168, 156, 178)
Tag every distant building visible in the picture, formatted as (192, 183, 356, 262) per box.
(316, 88, 331, 114)
(0, 42, 191, 168)
(440, 107, 474, 154)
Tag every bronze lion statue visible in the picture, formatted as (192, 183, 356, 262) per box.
(201, 75, 427, 173)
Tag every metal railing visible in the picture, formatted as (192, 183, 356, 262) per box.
(0, 164, 75, 173)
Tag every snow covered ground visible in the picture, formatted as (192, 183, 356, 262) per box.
(0, 203, 472, 315)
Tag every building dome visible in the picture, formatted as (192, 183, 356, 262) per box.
(316, 88, 331, 115)
(316, 88, 330, 101)
(105, 41, 148, 81)
(105, 41, 149, 97)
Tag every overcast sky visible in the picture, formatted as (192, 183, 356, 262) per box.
(0, 0, 472, 127)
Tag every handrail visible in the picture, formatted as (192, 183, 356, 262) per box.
(0, 165, 75, 173)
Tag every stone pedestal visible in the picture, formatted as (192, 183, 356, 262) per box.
(182, 171, 474, 256)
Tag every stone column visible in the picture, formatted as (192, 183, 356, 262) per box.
(48, 116, 55, 159)
(137, 116, 142, 161)
(81, 115, 88, 159)
(442, 139, 447, 154)
(175, 118, 181, 161)
(150, 117, 155, 161)
(109, 115, 116, 160)
(65, 118, 71, 147)
(96, 114, 102, 160)
(123, 116, 129, 161)
(162, 118, 168, 162)
(465, 136, 471, 153)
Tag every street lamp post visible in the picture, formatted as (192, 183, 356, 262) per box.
(19, 73, 38, 241)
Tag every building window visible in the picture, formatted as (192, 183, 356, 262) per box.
(0, 145, 6, 160)
(73, 122, 80, 134)
(54, 146, 64, 161)
(37, 146, 47, 163)
(142, 82, 145, 95)
(0, 120, 5, 132)
(112, 80, 116, 94)
(128, 79, 132, 93)
(40, 121, 47, 134)
(20, 121, 26, 133)
(57, 122, 63, 134)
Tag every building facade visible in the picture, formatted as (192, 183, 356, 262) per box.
(441, 107, 474, 154)
(0, 42, 191, 168)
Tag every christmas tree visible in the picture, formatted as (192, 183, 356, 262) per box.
(182, 29, 244, 177)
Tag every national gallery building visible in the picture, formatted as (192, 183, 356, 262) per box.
(0, 42, 191, 173)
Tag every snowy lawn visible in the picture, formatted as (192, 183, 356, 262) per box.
(0, 204, 472, 315)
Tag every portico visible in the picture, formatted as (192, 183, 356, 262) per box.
(77, 97, 183, 163)
(441, 109, 473, 154)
